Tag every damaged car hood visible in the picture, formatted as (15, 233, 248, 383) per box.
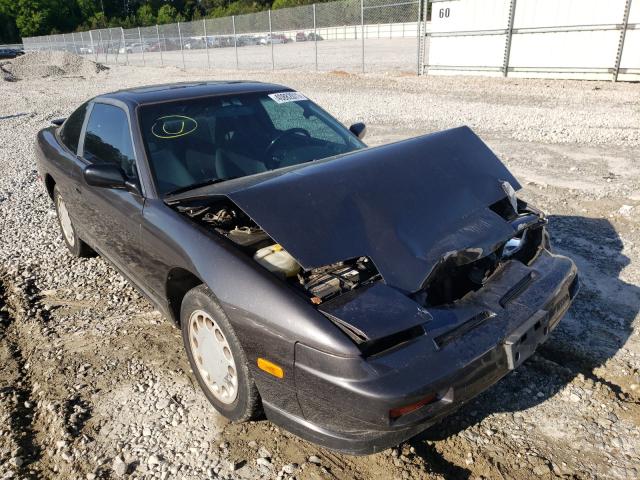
(199, 126, 521, 293)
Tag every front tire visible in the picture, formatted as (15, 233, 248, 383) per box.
(53, 186, 93, 258)
(181, 285, 262, 422)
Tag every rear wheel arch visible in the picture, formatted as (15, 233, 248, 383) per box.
(52, 185, 93, 258)
(44, 174, 56, 200)
(166, 267, 203, 323)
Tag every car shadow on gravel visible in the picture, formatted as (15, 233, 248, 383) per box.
(407, 215, 639, 478)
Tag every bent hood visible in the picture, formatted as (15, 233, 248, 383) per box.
(225, 126, 521, 293)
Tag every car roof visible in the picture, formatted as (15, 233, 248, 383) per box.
(98, 81, 292, 106)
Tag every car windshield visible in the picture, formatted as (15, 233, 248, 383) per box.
(138, 91, 366, 196)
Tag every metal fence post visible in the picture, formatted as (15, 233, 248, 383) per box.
(107, 28, 113, 64)
(232, 16, 238, 69)
(361, 0, 365, 73)
(503, 0, 517, 77)
(313, 4, 318, 71)
(138, 27, 145, 66)
(178, 22, 186, 69)
(91, 31, 98, 61)
(416, 0, 422, 75)
(71, 32, 78, 54)
(121, 28, 127, 65)
(613, 0, 633, 82)
(98, 30, 104, 61)
(156, 25, 163, 66)
(269, 10, 275, 70)
(420, 0, 429, 75)
(47, 35, 52, 52)
(203, 19, 210, 69)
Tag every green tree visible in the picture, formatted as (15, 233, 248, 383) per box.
(157, 4, 181, 24)
(86, 11, 108, 29)
(5, 0, 351, 42)
(136, 4, 156, 26)
(15, 0, 80, 37)
(0, 0, 19, 43)
(272, 0, 312, 9)
(15, 0, 51, 36)
(76, 0, 100, 19)
(183, 0, 203, 19)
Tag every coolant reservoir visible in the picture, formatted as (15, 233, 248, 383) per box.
(253, 244, 300, 278)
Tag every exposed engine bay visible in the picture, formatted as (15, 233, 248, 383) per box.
(171, 194, 547, 309)
(171, 199, 380, 304)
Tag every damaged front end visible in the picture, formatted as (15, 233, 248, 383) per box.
(414, 196, 549, 308)
(166, 126, 576, 362)
(316, 194, 561, 360)
(166, 126, 579, 453)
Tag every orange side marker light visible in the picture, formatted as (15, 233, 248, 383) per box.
(257, 358, 284, 378)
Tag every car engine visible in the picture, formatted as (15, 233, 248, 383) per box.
(172, 200, 380, 304)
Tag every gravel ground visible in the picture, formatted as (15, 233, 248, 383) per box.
(0, 53, 639, 479)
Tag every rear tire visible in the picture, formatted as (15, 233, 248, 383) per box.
(181, 285, 262, 422)
(53, 186, 93, 258)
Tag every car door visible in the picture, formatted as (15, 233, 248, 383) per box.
(77, 101, 147, 286)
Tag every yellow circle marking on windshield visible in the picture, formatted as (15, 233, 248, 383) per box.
(151, 115, 198, 139)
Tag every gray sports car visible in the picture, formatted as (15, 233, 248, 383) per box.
(35, 81, 578, 455)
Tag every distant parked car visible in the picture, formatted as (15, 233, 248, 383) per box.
(307, 33, 323, 41)
(185, 38, 206, 50)
(295, 32, 307, 42)
(165, 39, 183, 51)
(78, 47, 93, 54)
(119, 43, 146, 54)
(0, 48, 24, 59)
(237, 35, 257, 47)
(262, 33, 289, 45)
(209, 36, 233, 48)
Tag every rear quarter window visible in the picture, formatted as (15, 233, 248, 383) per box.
(59, 102, 88, 154)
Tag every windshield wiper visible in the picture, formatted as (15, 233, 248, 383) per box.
(165, 177, 238, 197)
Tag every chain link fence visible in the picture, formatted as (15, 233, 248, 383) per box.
(21, 0, 424, 74)
(18, 0, 638, 81)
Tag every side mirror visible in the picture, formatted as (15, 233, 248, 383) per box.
(83, 164, 140, 195)
(349, 122, 367, 140)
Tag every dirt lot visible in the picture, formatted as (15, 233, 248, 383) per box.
(0, 53, 639, 480)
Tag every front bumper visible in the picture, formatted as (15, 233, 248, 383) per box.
(265, 250, 578, 455)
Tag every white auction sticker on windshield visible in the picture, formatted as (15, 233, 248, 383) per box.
(268, 92, 307, 104)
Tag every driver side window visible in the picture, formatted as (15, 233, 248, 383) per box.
(82, 103, 137, 179)
(260, 98, 346, 145)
